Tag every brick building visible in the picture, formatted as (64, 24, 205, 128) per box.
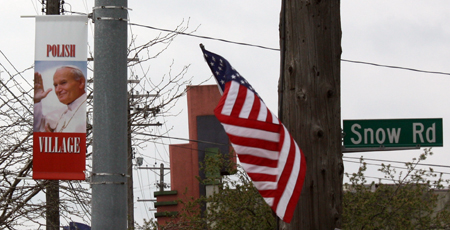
(154, 85, 233, 225)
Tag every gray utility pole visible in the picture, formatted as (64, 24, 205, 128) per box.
(279, 1, 343, 229)
(92, 0, 128, 229)
(45, 1, 60, 230)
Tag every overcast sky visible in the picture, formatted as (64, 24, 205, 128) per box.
(2, 0, 450, 226)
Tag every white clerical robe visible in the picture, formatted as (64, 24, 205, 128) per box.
(34, 93, 87, 133)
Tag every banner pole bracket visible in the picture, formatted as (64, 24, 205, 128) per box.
(91, 172, 130, 177)
(91, 6, 131, 23)
(88, 172, 129, 186)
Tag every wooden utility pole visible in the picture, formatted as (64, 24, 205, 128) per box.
(278, 1, 343, 229)
(45, 1, 61, 230)
(45, 180, 59, 230)
(127, 88, 160, 229)
(46, 0, 60, 15)
(127, 108, 134, 229)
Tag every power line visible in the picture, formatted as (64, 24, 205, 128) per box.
(341, 59, 450, 76)
(32, 3, 450, 79)
(344, 159, 450, 176)
(128, 22, 280, 51)
(346, 175, 449, 185)
(128, 22, 450, 77)
(135, 164, 151, 220)
(343, 156, 450, 169)
(134, 132, 229, 146)
(136, 133, 450, 170)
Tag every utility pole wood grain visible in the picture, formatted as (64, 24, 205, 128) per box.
(45, 0, 60, 15)
(278, 1, 343, 229)
(127, 109, 134, 229)
(45, 1, 60, 229)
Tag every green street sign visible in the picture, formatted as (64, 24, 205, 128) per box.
(343, 118, 443, 148)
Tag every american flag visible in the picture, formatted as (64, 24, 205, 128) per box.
(200, 45, 306, 223)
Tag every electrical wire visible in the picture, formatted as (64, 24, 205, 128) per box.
(135, 163, 150, 220)
(341, 59, 450, 76)
(30, 0, 39, 14)
(348, 175, 450, 185)
(35, 2, 450, 83)
(129, 22, 450, 77)
(344, 156, 450, 169)
(344, 159, 450, 176)
(128, 22, 280, 52)
(37, 3, 450, 80)
(134, 132, 229, 146)
(20, 2, 450, 226)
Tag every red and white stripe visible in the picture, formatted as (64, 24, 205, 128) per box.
(214, 80, 307, 223)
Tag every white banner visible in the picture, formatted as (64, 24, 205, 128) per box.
(35, 15, 87, 61)
(33, 15, 88, 180)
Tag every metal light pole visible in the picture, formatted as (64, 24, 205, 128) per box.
(92, 0, 129, 229)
